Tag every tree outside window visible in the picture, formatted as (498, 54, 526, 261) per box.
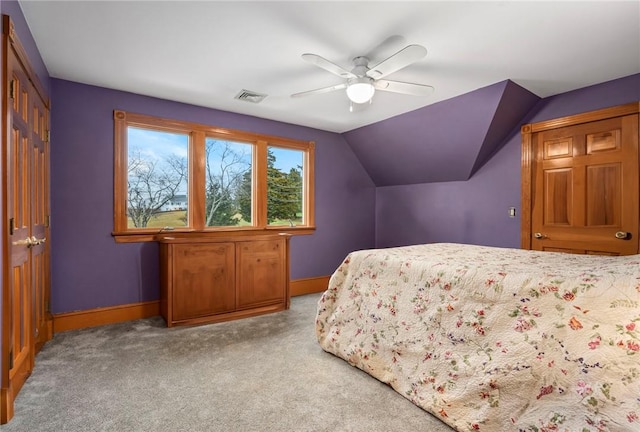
(126, 127, 188, 229)
(266, 146, 304, 226)
(205, 139, 252, 227)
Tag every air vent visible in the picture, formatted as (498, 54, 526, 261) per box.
(235, 89, 267, 103)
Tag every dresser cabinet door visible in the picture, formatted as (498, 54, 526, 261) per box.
(172, 242, 235, 321)
(236, 239, 285, 309)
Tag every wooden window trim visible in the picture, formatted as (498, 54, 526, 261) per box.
(113, 110, 315, 243)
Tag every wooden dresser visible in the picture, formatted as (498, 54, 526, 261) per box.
(158, 233, 291, 327)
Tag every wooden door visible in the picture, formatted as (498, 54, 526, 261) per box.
(1, 16, 51, 423)
(530, 113, 639, 255)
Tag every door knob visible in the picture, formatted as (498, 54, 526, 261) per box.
(12, 237, 34, 247)
(11, 236, 46, 248)
(534, 232, 544, 239)
(31, 236, 46, 245)
(615, 231, 629, 239)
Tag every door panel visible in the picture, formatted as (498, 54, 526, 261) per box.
(9, 260, 30, 394)
(543, 168, 572, 225)
(532, 114, 639, 255)
(544, 137, 572, 159)
(585, 164, 620, 226)
(586, 129, 619, 153)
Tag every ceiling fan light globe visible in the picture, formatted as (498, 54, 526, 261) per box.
(346, 78, 375, 104)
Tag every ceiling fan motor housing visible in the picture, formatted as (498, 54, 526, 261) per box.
(351, 56, 370, 76)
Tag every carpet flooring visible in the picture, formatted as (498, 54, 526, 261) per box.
(2, 293, 453, 432)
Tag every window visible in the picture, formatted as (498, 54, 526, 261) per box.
(113, 111, 315, 242)
(267, 146, 305, 227)
(205, 138, 253, 227)
(126, 127, 189, 229)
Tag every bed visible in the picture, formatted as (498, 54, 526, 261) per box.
(315, 243, 640, 431)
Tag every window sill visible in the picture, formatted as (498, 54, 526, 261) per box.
(112, 226, 316, 243)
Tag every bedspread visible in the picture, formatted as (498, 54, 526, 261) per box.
(316, 243, 640, 431)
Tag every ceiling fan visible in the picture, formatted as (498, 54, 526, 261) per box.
(291, 44, 434, 110)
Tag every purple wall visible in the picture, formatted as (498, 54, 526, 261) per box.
(343, 80, 539, 186)
(376, 138, 522, 248)
(50, 79, 375, 313)
(375, 74, 640, 249)
(345, 82, 506, 186)
(527, 74, 640, 123)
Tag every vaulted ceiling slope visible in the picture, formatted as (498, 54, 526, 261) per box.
(342, 80, 539, 186)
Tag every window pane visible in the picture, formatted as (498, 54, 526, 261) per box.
(127, 127, 188, 229)
(205, 138, 253, 227)
(267, 146, 304, 226)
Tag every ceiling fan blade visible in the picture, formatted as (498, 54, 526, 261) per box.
(366, 44, 427, 80)
(374, 79, 434, 96)
(291, 83, 347, 98)
(301, 53, 356, 78)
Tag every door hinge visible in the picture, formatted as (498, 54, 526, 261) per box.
(8, 349, 13, 370)
(45, 130, 50, 143)
(9, 217, 14, 235)
(46, 300, 50, 313)
(45, 215, 50, 228)
(9, 79, 14, 99)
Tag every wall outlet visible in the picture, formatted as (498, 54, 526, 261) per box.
(508, 207, 517, 218)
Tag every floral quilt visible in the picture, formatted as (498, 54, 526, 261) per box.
(316, 243, 640, 431)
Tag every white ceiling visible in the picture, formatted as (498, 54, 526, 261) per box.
(19, 1, 640, 133)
